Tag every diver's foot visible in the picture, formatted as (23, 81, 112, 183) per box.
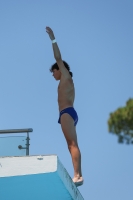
(73, 176, 84, 187)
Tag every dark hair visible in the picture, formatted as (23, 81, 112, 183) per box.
(50, 60, 73, 77)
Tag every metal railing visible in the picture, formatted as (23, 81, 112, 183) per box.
(0, 128, 33, 156)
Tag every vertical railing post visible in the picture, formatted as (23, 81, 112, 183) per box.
(26, 132, 30, 156)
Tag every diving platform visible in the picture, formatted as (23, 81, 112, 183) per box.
(0, 155, 84, 200)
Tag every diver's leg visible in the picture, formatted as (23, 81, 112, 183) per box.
(60, 113, 83, 185)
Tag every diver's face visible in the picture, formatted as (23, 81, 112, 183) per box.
(52, 69, 61, 80)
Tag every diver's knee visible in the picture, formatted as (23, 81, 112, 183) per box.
(67, 140, 78, 150)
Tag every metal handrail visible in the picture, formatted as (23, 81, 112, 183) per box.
(0, 128, 33, 155)
(0, 128, 33, 134)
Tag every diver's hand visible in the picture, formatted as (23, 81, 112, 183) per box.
(46, 27, 55, 41)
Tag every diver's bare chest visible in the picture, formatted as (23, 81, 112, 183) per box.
(58, 81, 71, 93)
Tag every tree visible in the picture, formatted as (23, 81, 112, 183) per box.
(108, 98, 133, 144)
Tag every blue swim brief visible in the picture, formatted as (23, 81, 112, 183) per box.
(58, 107, 78, 126)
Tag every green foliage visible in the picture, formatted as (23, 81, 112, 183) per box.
(108, 98, 133, 144)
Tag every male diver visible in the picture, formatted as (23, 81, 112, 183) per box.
(46, 26, 83, 186)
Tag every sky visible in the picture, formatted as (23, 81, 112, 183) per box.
(0, 0, 133, 199)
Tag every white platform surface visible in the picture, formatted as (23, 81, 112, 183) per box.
(0, 155, 84, 200)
